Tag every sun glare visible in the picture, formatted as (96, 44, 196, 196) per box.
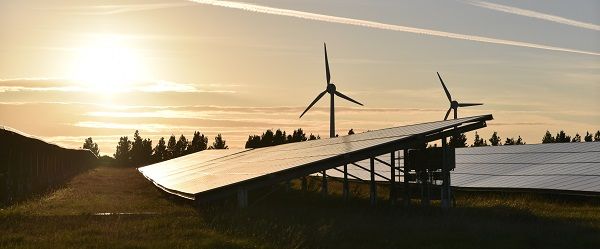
(71, 35, 146, 93)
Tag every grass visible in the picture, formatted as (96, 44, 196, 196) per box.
(1, 166, 599, 249)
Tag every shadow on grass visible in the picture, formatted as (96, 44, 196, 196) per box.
(0, 167, 97, 209)
(197, 182, 600, 249)
(2, 167, 598, 249)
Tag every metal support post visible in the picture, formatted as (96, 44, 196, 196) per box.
(321, 170, 328, 196)
(370, 157, 377, 206)
(343, 164, 349, 201)
(390, 151, 396, 205)
(301, 176, 307, 191)
(441, 137, 450, 209)
(421, 170, 430, 207)
(237, 188, 248, 208)
(403, 149, 410, 207)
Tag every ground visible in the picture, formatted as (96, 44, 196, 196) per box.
(1, 166, 599, 249)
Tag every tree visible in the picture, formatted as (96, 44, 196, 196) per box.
(130, 130, 152, 166)
(504, 137, 515, 145)
(348, 129, 355, 135)
(261, 129, 275, 147)
(189, 131, 208, 153)
(489, 132, 501, 146)
(308, 134, 320, 140)
(472, 132, 487, 147)
(174, 134, 188, 157)
(449, 133, 467, 148)
(245, 135, 261, 149)
(166, 135, 177, 160)
(584, 132, 593, 142)
(288, 128, 307, 143)
(131, 130, 143, 165)
(114, 136, 132, 164)
(83, 137, 100, 157)
(595, 131, 600, 142)
(245, 128, 316, 148)
(273, 129, 286, 146)
(153, 137, 167, 162)
(542, 131, 555, 144)
(141, 138, 152, 165)
(571, 133, 581, 142)
(210, 134, 228, 149)
(515, 136, 525, 145)
(555, 130, 571, 143)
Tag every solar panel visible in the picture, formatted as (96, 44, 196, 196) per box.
(1, 125, 84, 150)
(323, 142, 600, 193)
(1, 125, 98, 203)
(138, 115, 492, 200)
(452, 142, 600, 193)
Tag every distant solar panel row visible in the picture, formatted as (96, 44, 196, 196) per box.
(138, 115, 492, 200)
(1, 125, 97, 203)
(322, 142, 600, 193)
(452, 142, 600, 193)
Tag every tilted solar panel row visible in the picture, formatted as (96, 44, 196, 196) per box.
(138, 115, 492, 200)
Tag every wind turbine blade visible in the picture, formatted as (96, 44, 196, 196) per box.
(458, 103, 483, 107)
(444, 108, 451, 120)
(334, 91, 363, 106)
(324, 43, 331, 84)
(299, 90, 327, 118)
(437, 72, 452, 102)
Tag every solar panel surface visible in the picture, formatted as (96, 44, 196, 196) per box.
(323, 142, 600, 193)
(138, 115, 492, 199)
(452, 142, 600, 192)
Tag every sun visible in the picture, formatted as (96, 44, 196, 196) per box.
(71, 35, 146, 93)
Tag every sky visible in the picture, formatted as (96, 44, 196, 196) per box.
(0, 0, 598, 155)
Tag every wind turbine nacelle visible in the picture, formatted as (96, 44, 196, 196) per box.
(326, 83, 337, 93)
(451, 100, 459, 109)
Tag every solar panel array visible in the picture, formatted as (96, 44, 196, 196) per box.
(1, 125, 98, 204)
(323, 142, 600, 193)
(138, 115, 491, 199)
(452, 142, 600, 193)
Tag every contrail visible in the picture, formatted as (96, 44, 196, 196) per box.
(188, 0, 599, 56)
(465, 0, 600, 31)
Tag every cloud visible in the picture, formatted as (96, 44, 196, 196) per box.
(47, 3, 195, 15)
(74, 122, 185, 132)
(138, 80, 235, 93)
(85, 105, 443, 116)
(0, 78, 235, 93)
(0, 78, 80, 92)
(465, 0, 600, 31)
(188, 0, 599, 56)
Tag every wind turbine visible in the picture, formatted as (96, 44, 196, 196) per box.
(299, 43, 363, 138)
(437, 72, 482, 120)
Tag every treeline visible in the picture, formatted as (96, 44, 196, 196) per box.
(445, 130, 600, 148)
(83, 128, 599, 166)
(245, 128, 320, 148)
(541, 130, 600, 143)
(84, 130, 228, 167)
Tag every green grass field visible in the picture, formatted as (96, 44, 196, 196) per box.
(1, 166, 599, 249)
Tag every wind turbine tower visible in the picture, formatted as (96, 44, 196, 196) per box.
(300, 43, 363, 137)
(437, 72, 483, 120)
